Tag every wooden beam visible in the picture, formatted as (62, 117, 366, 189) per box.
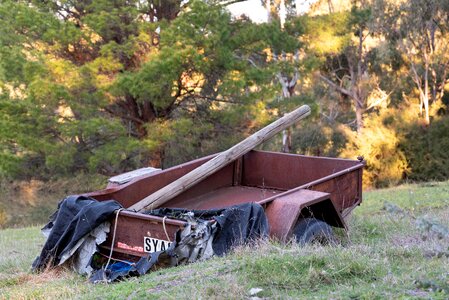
(129, 105, 311, 212)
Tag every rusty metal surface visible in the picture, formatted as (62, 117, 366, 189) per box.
(163, 163, 235, 208)
(86, 154, 217, 203)
(232, 157, 243, 186)
(256, 159, 364, 211)
(87, 150, 363, 213)
(88, 150, 364, 260)
(242, 150, 361, 190)
(166, 185, 281, 210)
(265, 189, 331, 242)
(102, 211, 185, 258)
(117, 210, 187, 226)
(307, 172, 360, 212)
(87, 153, 234, 208)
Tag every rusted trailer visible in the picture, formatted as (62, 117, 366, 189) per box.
(86, 150, 365, 260)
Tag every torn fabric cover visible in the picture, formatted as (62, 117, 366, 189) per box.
(33, 197, 268, 283)
(32, 195, 122, 272)
(90, 202, 269, 283)
(63, 221, 111, 275)
(145, 202, 270, 256)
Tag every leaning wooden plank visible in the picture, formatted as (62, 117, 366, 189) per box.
(129, 105, 311, 212)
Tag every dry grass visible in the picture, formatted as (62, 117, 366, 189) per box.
(0, 174, 106, 228)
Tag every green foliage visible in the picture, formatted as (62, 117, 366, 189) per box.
(348, 5, 372, 33)
(0, 0, 448, 188)
(400, 116, 449, 182)
(0, 0, 305, 178)
(291, 122, 347, 157)
(301, 12, 351, 56)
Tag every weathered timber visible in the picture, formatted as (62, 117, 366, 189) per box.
(129, 105, 311, 212)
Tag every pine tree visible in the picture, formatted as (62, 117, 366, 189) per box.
(0, 0, 300, 177)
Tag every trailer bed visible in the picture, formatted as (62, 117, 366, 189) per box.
(164, 185, 282, 210)
(86, 150, 365, 259)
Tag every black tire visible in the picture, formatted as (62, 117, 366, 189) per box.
(293, 218, 335, 246)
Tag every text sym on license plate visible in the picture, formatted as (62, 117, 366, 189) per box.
(144, 237, 172, 253)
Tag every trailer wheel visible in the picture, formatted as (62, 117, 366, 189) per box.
(293, 218, 335, 246)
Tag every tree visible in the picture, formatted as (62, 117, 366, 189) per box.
(313, 4, 387, 133)
(0, 0, 298, 177)
(379, 0, 449, 125)
(264, 0, 308, 152)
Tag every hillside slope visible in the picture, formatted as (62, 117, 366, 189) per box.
(1, 181, 448, 299)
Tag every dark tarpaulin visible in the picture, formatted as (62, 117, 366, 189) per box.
(32, 195, 122, 272)
(146, 202, 269, 256)
(91, 202, 269, 283)
(33, 196, 268, 282)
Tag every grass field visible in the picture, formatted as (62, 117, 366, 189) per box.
(1, 181, 448, 299)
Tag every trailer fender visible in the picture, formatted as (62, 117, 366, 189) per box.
(265, 189, 345, 242)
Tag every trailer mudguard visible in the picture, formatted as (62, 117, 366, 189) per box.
(264, 189, 345, 242)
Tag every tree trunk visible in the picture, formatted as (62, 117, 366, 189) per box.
(150, 148, 164, 168)
(423, 55, 430, 125)
(282, 128, 291, 153)
(328, 0, 334, 13)
(423, 95, 430, 125)
(277, 73, 298, 153)
(266, 0, 271, 22)
(355, 103, 364, 133)
(279, 0, 286, 29)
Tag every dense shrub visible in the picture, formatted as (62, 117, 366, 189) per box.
(291, 122, 348, 157)
(340, 110, 408, 188)
(291, 103, 449, 188)
(400, 116, 449, 181)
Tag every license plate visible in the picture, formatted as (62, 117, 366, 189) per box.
(144, 237, 172, 253)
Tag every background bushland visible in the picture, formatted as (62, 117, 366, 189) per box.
(0, 0, 448, 190)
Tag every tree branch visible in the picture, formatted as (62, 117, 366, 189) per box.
(319, 74, 352, 97)
(218, 0, 248, 7)
(103, 107, 145, 124)
(365, 89, 392, 112)
(233, 54, 261, 69)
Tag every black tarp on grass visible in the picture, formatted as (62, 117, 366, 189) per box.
(33, 196, 269, 282)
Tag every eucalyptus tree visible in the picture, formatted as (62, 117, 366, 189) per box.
(378, 0, 449, 125)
